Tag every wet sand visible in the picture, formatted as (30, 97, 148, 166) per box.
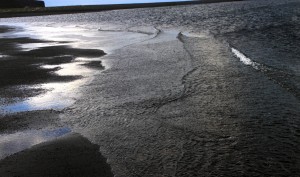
(0, 25, 113, 175)
(0, 133, 113, 177)
(0, 25, 105, 106)
(0, 110, 61, 134)
(0, 0, 299, 176)
(0, 24, 150, 176)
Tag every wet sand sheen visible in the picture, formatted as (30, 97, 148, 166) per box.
(0, 24, 156, 168)
(0, 0, 299, 176)
(0, 24, 156, 113)
(0, 25, 107, 113)
(0, 133, 113, 177)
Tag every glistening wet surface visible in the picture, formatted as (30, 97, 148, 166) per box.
(1, 62, 92, 114)
(0, 24, 157, 160)
(0, 24, 153, 114)
(0, 127, 71, 160)
(0, 0, 300, 176)
(223, 24, 300, 100)
(0, 26, 99, 113)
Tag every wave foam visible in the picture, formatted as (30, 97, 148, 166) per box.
(231, 48, 260, 70)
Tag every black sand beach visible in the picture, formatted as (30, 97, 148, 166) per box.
(0, 0, 300, 176)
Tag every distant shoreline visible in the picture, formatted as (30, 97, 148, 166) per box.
(0, 0, 242, 18)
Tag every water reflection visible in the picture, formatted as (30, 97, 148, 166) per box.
(1, 62, 92, 113)
(0, 127, 71, 160)
(0, 23, 153, 114)
(0, 54, 8, 58)
(12, 24, 154, 52)
(19, 42, 64, 51)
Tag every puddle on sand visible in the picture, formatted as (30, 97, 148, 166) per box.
(18, 42, 65, 51)
(11, 23, 155, 53)
(0, 53, 8, 58)
(0, 23, 153, 114)
(0, 127, 71, 160)
(0, 62, 94, 114)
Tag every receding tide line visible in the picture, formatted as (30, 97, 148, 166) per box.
(231, 47, 260, 70)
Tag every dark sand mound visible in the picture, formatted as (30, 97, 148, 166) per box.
(0, 133, 113, 177)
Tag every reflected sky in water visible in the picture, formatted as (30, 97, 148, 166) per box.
(1, 62, 92, 113)
(0, 127, 71, 160)
(15, 24, 153, 53)
(0, 23, 153, 114)
(19, 42, 63, 51)
(45, 0, 188, 7)
(0, 54, 8, 58)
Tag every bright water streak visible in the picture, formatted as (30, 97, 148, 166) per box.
(231, 47, 260, 70)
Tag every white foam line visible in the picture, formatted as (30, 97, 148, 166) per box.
(231, 48, 260, 70)
(0, 54, 8, 58)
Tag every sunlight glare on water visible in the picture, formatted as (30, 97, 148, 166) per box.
(0, 23, 153, 114)
(1, 62, 92, 113)
(0, 127, 71, 159)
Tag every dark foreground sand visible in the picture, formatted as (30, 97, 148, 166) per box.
(0, 133, 113, 177)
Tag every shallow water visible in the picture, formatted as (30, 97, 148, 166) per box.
(0, 23, 153, 114)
